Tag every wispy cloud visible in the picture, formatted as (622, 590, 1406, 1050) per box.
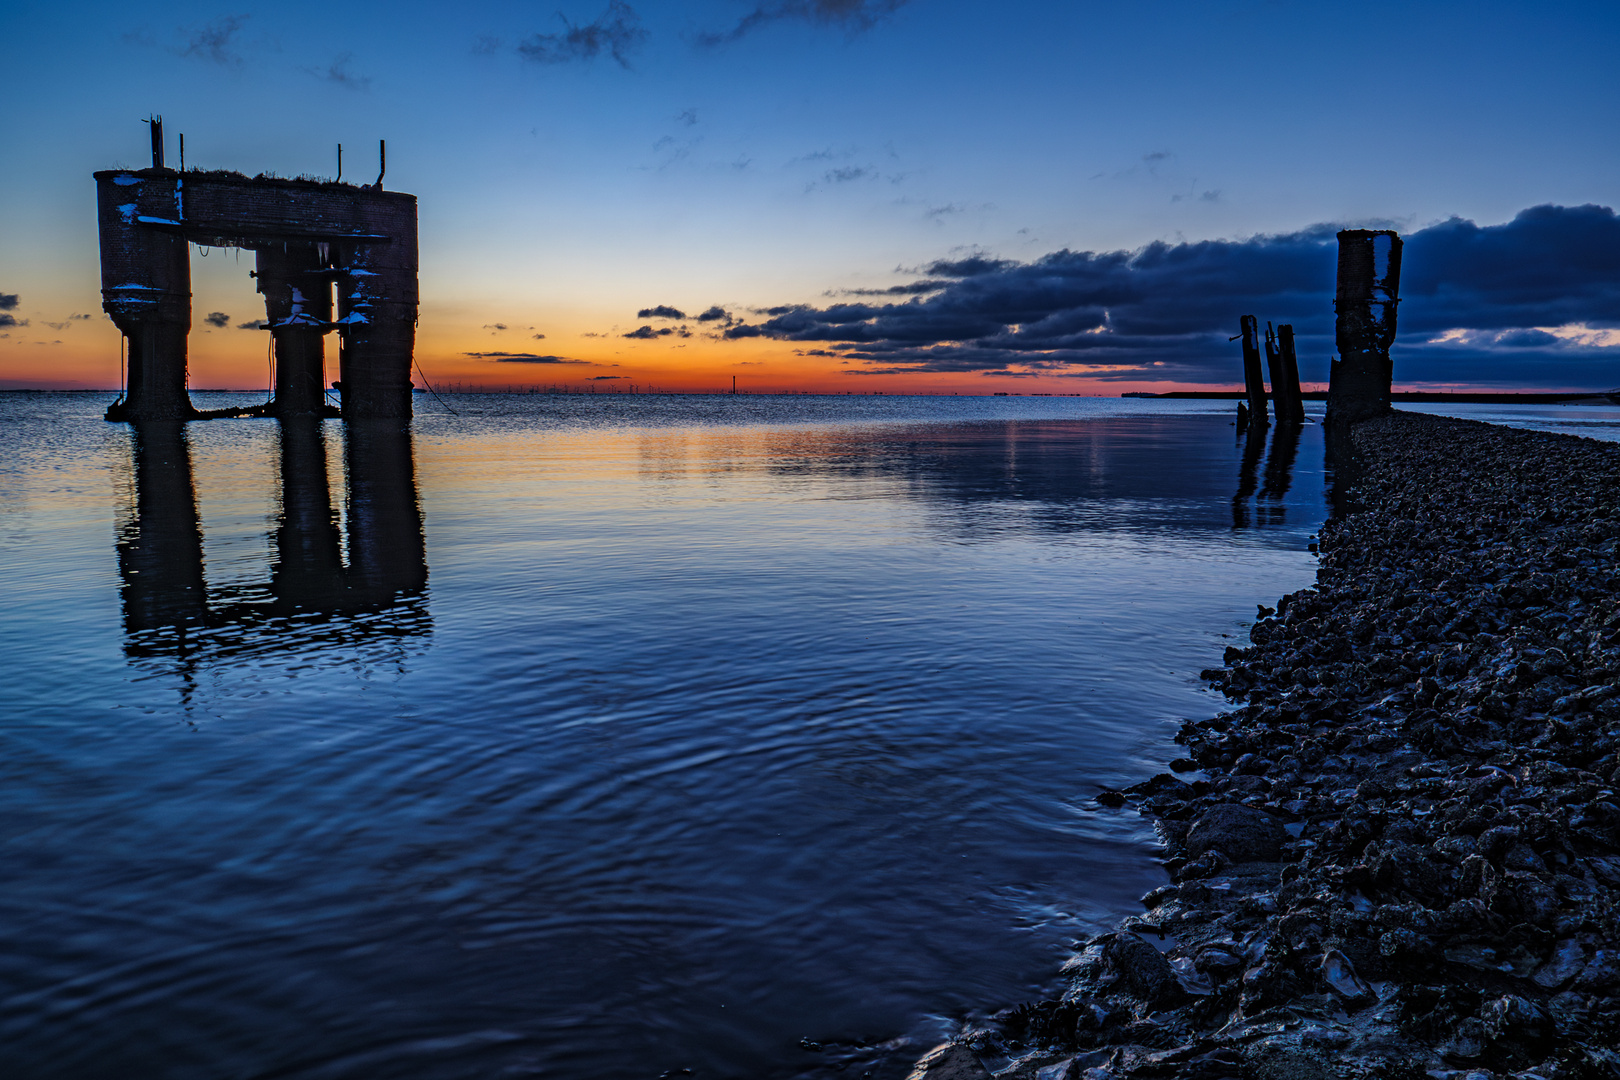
(179, 14, 250, 66)
(698, 0, 909, 46)
(203, 311, 230, 328)
(518, 1, 647, 68)
(308, 52, 372, 90)
(465, 352, 589, 364)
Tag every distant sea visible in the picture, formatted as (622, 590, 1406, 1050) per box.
(0, 391, 1596, 1079)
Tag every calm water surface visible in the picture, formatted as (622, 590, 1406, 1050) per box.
(0, 393, 1327, 1079)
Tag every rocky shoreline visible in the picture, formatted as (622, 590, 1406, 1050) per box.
(910, 411, 1620, 1080)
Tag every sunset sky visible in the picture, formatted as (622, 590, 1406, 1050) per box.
(4, 0, 1620, 393)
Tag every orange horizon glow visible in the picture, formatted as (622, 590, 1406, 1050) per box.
(3, 317, 1612, 398)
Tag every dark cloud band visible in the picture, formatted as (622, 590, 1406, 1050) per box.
(722, 205, 1620, 386)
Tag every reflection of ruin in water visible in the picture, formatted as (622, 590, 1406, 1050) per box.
(1232, 420, 1304, 529)
(117, 418, 429, 674)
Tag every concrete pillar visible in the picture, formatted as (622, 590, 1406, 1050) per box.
(1326, 229, 1403, 425)
(257, 243, 333, 417)
(96, 171, 193, 422)
(336, 217, 418, 420)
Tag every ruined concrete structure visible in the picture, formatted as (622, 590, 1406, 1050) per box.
(96, 131, 417, 422)
(1326, 228, 1403, 424)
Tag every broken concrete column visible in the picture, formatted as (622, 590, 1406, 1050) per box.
(257, 243, 333, 418)
(1326, 229, 1402, 424)
(335, 196, 419, 420)
(96, 171, 193, 422)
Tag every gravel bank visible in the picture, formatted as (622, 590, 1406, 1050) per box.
(911, 411, 1620, 1080)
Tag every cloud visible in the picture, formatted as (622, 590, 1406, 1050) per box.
(717, 204, 1620, 386)
(179, 14, 250, 66)
(518, 2, 647, 68)
(44, 314, 94, 330)
(623, 325, 673, 339)
(310, 52, 371, 89)
(237, 319, 268, 330)
(637, 305, 687, 319)
(465, 352, 588, 363)
(203, 311, 230, 328)
(533, 332, 547, 339)
(675, 108, 698, 126)
(0, 315, 18, 328)
(837, 279, 950, 296)
(698, 0, 909, 45)
(695, 305, 733, 323)
(483, 323, 508, 330)
(590, 375, 627, 379)
(0, 293, 17, 310)
(824, 166, 872, 183)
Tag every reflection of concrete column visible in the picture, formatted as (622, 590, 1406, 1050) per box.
(96, 171, 193, 422)
(119, 422, 206, 634)
(343, 419, 426, 603)
(1327, 229, 1403, 425)
(257, 244, 333, 417)
(271, 417, 343, 609)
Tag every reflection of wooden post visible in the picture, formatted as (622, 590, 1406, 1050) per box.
(1327, 229, 1402, 424)
(1240, 315, 1268, 429)
(1273, 324, 1306, 424)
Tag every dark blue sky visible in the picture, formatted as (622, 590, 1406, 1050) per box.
(5, 0, 1619, 390)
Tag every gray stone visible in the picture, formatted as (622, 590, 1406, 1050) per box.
(1101, 931, 1175, 1003)
(907, 1042, 992, 1080)
(1185, 804, 1286, 862)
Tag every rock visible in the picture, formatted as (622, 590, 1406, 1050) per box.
(1185, 804, 1286, 863)
(1533, 938, 1588, 990)
(1573, 949, 1620, 991)
(907, 1042, 992, 1080)
(1100, 932, 1176, 1003)
(1320, 948, 1374, 1006)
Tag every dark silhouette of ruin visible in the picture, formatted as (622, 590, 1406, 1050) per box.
(1326, 229, 1403, 424)
(96, 120, 418, 422)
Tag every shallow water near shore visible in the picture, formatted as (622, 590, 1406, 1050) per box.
(0, 393, 1327, 1079)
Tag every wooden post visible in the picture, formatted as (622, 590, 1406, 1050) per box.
(1274, 323, 1306, 424)
(1240, 315, 1268, 429)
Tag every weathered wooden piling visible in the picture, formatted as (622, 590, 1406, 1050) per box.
(1272, 323, 1306, 424)
(1239, 315, 1268, 428)
(1326, 229, 1402, 425)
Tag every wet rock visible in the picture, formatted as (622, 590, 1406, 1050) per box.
(908, 1042, 993, 1080)
(1185, 804, 1286, 863)
(1532, 939, 1587, 990)
(1321, 949, 1374, 1006)
(1100, 932, 1175, 1004)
